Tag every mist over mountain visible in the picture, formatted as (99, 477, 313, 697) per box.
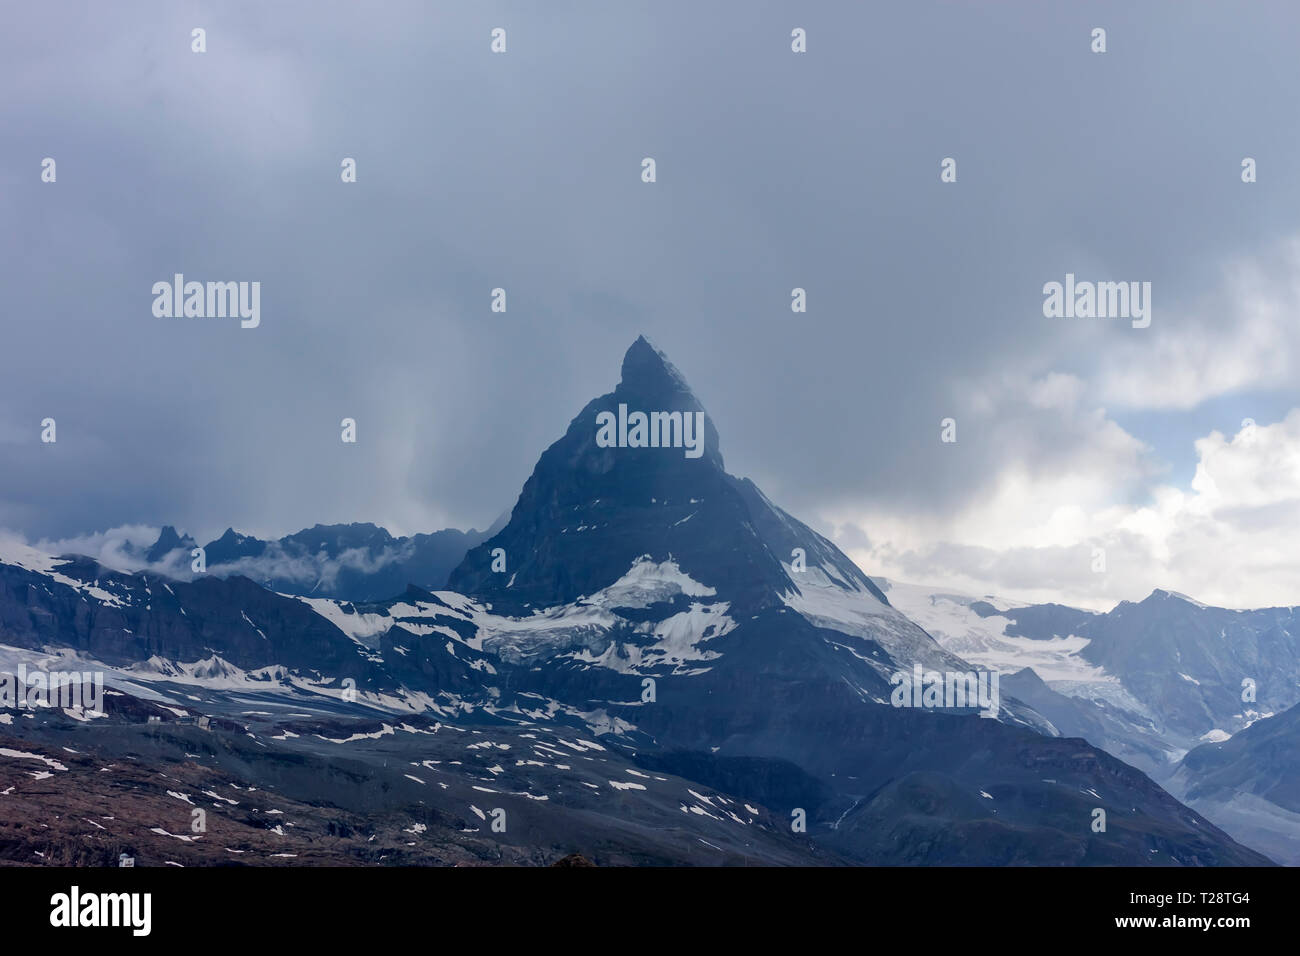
(92, 519, 506, 602)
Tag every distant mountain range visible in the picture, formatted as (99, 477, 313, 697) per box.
(876, 576, 1300, 863)
(0, 337, 1281, 866)
(118, 518, 506, 602)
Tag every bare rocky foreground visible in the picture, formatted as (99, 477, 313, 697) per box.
(0, 692, 832, 867)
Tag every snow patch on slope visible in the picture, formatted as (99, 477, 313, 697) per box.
(0, 536, 129, 607)
(468, 557, 735, 673)
(781, 567, 967, 671)
(878, 578, 1111, 685)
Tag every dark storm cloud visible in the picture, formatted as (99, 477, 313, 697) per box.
(3, 0, 1299, 556)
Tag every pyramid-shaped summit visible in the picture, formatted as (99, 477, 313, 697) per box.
(617, 334, 698, 403)
(597, 334, 724, 466)
(448, 336, 793, 611)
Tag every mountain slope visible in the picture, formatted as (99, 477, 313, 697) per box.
(1170, 702, 1300, 865)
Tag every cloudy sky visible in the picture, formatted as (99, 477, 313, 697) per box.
(3, 1, 1299, 610)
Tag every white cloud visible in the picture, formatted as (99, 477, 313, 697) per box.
(821, 237, 1300, 611)
(1097, 237, 1300, 410)
(833, 410, 1300, 611)
(32, 525, 159, 569)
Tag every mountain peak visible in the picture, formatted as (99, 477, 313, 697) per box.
(144, 525, 195, 563)
(447, 335, 786, 609)
(1146, 588, 1211, 609)
(284, 522, 393, 547)
(447, 333, 895, 621)
(619, 335, 694, 400)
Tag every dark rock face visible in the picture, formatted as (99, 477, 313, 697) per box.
(0, 558, 332, 670)
(0, 559, 500, 706)
(1171, 703, 1300, 865)
(1181, 702, 1300, 814)
(450, 337, 792, 614)
(729, 476, 892, 607)
(145, 526, 196, 564)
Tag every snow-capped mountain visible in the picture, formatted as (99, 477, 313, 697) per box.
(877, 578, 1300, 766)
(0, 338, 1271, 866)
(876, 576, 1300, 863)
(450, 337, 972, 675)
